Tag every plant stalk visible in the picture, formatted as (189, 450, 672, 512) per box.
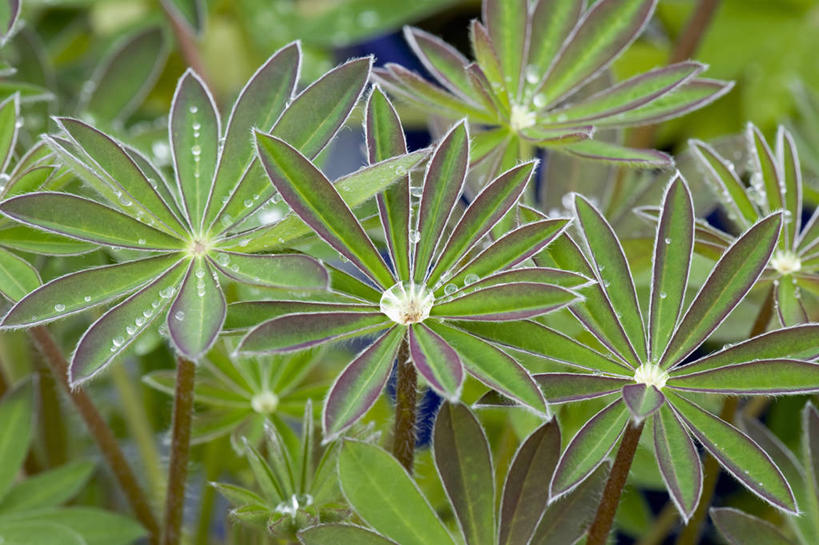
(674, 286, 775, 545)
(162, 356, 197, 545)
(586, 421, 646, 545)
(29, 325, 160, 543)
(392, 336, 417, 473)
(159, 0, 212, 90)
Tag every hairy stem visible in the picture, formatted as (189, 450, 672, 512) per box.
(587, 421, 646, 545)
(392, 337, 417, 473)
(674, 286, 774, 545)
(29, 326, 160, 543)
(162, 356, 197, 545)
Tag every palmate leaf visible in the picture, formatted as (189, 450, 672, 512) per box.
(338, 441, 456, 545)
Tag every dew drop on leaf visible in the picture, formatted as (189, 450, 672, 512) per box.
(54, 304, 66, 312)
(464, 273, 479, 286)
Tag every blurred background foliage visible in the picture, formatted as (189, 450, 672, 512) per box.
(0, 1, 817, 544)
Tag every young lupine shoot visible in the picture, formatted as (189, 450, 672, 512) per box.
(144, 344, 327, 446)
(678, 123, 819, 326)
(374, 0, 732, 169)
(463, 175, 819, 526)
(0, 44, 421, 386)
(213, 402, 356, 541)
(299, 403, 609, 545)
(233, 87, 587, 441)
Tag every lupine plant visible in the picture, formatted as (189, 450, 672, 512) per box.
(232, 87, 594, 465)
(464, 176, 819, 542)
(300, 403, 609, 545)
(684, 124, 819, 325)
(375, 0, 732, 168)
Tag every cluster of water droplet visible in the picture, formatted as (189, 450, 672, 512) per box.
(379, 282, 434, 325)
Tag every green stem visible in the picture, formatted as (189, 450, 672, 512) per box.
(110, 363, 165, 501)
(29, 325, 160, 543)
(162, 356, 197, 545)
(391, 337, 417, 473)
(586, 421, 646, 545)
(35, 357, 67, 467)
(194, 439, 223, 545)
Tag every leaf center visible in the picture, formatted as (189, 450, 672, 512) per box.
(379, 282, 434, 325)
(633, 364, 669, 389)
(770, 250, 801, 275)
(250, 390, 279, 414)
(509, 103, 536, 132)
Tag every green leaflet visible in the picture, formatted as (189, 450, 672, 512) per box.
(413, 121, 469, 283)
(300, 525, 399, 545)
(711, 508, 797, 545)
(224, 301, 376, 332)
(652, 405, 701, 522)
(0, 94, 17, 171)
(551, 399, 628, 497)
(778, 127, 802, 247)
(749, 124, 784, 218)
(430, 282, 576, 321)
(0, 225, 96, 256)
(169, 69, 220, 231)
(428, 321, 546, 414)
(408, 323, 463, 399)
(535, 373, 630, 403)
(498, 420, 561, 545)
(0, 521, 85, 545)
(70, 261, 188, 385)
(323, 327, 402, 440)
(0, 460, 94, 513)
(367, 86, 411, 280)
(209, 251, 327, 290)
(433, 403, 495, 545)
(667, 359, 819, 395)
(574, 194, 647, 362)
(0, 192, 185, 250)
(404, 27, 474, 101)
(560, 139, 671, 166)
(525, 0, 582, 97)
(255, 132, 393, 288)
(483, 0, 527, 99)
(668, 392, 796, 513)
(0, 380, 33, 500)
(2, 254, 181, 327)
(660, 213, 782, 368)
(168, 258, 226, 361)
(648, 177, 693, 360)
(0, 507, 146, 545)
(80, 26, 168, 124)
(691, 140, 757, 228)
(0, 247, 40, 302)
(338, 441, 456, 545)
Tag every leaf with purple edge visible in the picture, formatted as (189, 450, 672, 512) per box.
(414, 121, 469, 283)
(338, 440, 456, 545)
(667, 391, 796, 513)
(525, 0, 583, 97)
(169, 69, 220, 230)
(0, 94, 17, 172)
(431, 282, 577, 322)
(2, 253, 181, 327)
(748, 124, 785, 218)
(574, 193, 647, 361)
(427, 161, 534, 285)
(445, 218, 570, 290)
(0, 225, 96, 256)
(456, 320, 631, 375)
(550, 399, 629, 498)
(594, 79, 734, 128)
(323, 327, 403, 441)
(483, 0, 527, 98)
(675, 324, 819, 373)
(0, 0, 19, 42)
(427, 321, 546, 414)
(366, 85, 411, 281)
(469, 20, 509, 109)
(446, 267, 590, 295)
(546, 62, 704, 123)
(167, 258, 226, 361)
(530, 461, 610, 545)
(498, 419, 560, 545)
(659, 213, 782, 368)
(403, 27, 474, 101)
(648, 176, 694, 360)
(209, 251, 326, 290)
(803, 403, 819, 501)
(203, 43, 299, 230)
(70, 261, 187, 386)
(560, 139, 672, 166)
(255, 133, 393, 288)
(299, 525, 400, 545)
(239, 312, 390, 354)
(409, 323, 463, 400)
(433, 403, 495, 545)
(667, 359, 819, 395)
(535, 373, 630, 403)
(0, 193, 185, 250)
(653, 404, 702, 521)
(690, 139, 757, 228)
(537, 0, 657, 107)
(0, 247, 39, 303)
(622, 383, 665, 421)
(711, 508, 797, 545)
(777, 127, 802, 247)
(774, 278, 808, 327)
(224, 301, 375, 332)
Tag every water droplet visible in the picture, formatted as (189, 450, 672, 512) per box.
(244, 199, 253, 207)
(126, 325, 136, 335)
(464, 273, 479, 286)
(137, 238, 146, 245)
(113, 336, 125, 347)
(189, 106, 198, 114)
(660, 291, 667, 299)
(533, 94, 547, 109)
(444, 284, 457, 295)
(238, 238, 250, 247)
(409, 229, 421, 243)
(54, 304, 66, 312)
(525, 64, 540, 85)
(83, 296, 92, 302)
(159, 287, 175, 298)
(395, 165, 407, 176)
(216, 254, 230, 266)
(192, 121, 201, 130)
(191, 145, 202, 157)
(195, 269, 205, 278)
(174, 311, 185, 321)
(664, 237, 671, 245)
(409, 185, 423, 198)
